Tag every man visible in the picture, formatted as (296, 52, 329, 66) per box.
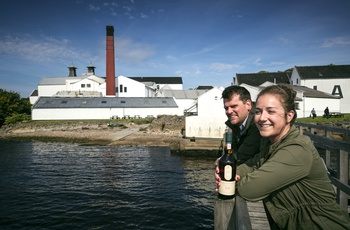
(221, 85, 262, 164)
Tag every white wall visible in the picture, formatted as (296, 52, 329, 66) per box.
(70, 78, 102, 92)
(116, 76, 148, 97)
(32, 107, 181, 120)
(185, 116, 226, 138)
(240, 83, 259, 102)
(185, 87, 227, 138)
(197, 87, 224, 117)
(38, 85, 66, 96)
(174, 98, 197, 115)
(302, 97, 341, 117)
(301, 78, 350, 113)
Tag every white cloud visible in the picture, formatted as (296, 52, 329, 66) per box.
(0, 35, 88, 63)
(89, 4, 100, 11)
(252, 58, 263, 66)
(321, 37, 350, 48)
(166, 55, 177, 61)
(209, 62, 240, 72)
(270, 61, 285, 65)
(278, 37, 293, 45)
(116, 38, 155, 63)
(140, 13, 149, 19)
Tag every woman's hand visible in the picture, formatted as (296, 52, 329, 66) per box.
(214, 158, 221, 192)
(214, 158, 240, 192)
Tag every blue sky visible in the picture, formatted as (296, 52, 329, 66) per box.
(1, 0, 350, 98)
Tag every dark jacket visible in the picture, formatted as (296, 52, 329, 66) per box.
(237, 125, 350, 229)
(225, 110, 262, 165)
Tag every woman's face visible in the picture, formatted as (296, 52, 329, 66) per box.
(254, 94, 294, 143)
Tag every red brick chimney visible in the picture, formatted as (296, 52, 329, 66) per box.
(106, 25, 116, 96)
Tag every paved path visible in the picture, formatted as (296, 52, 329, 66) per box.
(112, 124, 149, 141)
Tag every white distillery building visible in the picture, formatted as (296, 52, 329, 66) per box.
(185, 87, 227, 139)
(32, 97, 179, 120)
(234, 72, 341, 118)
(290, 64, 350, 113)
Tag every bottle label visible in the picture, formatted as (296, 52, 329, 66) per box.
(219, 181, 236, 196)
(224, 165, 232, 180)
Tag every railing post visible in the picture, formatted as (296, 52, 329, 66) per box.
(214, 195, 253, 230)
(324, 130, 331, 168)
(339, 149, 349, 210)
(214, 197, 235, 230)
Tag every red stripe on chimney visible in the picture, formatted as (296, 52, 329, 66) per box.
(106, 25, 116, 96)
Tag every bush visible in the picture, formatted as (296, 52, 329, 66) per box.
(4, 113, 30, 125)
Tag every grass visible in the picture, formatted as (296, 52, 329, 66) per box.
(296, 113, 350, 123)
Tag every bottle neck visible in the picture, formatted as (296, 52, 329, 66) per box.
(226, 143, 232, 154)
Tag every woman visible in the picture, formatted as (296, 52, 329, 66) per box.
(216, 84, 350, 229)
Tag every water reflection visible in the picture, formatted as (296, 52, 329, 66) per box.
(0, 140, 216, 229)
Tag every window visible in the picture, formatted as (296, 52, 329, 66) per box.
(121, 101, 126, 103)
(120, 84, 123, 93)
(313, 86, 317, 90)
(81, 84, 85, 88)
(295, 103, 300, 110)
(61, 100, 68, 104)
(101, 101, 107, 104)
(124, 87, 127, 93)
(87, 84, 91, 88)
(215, 96, 218, 100)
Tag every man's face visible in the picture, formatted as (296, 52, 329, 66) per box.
(223, 94, 252, 126)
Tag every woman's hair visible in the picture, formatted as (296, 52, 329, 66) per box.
(256, 84, 297, 124)
(222, 85, 251, 103)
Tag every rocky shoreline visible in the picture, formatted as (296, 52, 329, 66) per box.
(0, 116, 221, 152)
(1, 116, 349, 151)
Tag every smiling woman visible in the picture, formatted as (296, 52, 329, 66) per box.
(254, 85, 297, 143)
(235, 84, 350, 229)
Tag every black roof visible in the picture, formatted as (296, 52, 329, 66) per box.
(236, 72, 290, 87)
(295, 64, 350, 80)
(282, 84, 339, 99)
(129, 77, 183, 84)
(33, 97, 178, 109)
(30, 89, 38, 96)
(195, 86, 213, 90)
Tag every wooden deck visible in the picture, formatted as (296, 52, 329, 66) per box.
(247, 201, 270, 229)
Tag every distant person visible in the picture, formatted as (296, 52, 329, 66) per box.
(311, 108, 316, 119)
(218, 85, 262, 165)
(324, 106, 330, 118)
(216, 85, 350, 229)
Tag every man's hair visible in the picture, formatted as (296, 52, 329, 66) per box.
(222, 85, 251, 103)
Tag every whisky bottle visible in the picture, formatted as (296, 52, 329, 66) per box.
(218, 127, 236, 199)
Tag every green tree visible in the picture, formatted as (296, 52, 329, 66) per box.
(0, 89, 31, 127)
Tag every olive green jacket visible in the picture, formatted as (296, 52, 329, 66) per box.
(237, 125, 350, 229)
(225, 109, 262, 165)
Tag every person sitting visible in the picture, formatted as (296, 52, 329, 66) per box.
(311, 108, 316, 119)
